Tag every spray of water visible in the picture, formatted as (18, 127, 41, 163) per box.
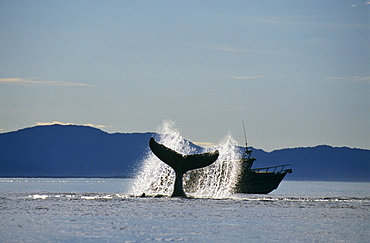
(130, 120, 242, 199)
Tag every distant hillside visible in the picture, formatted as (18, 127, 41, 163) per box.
(0, 125, 369, 181)
(0, 125, 154, 177)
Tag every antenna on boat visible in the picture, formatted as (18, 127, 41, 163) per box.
(242, 120, 252, 158)
(242, 119, 248, 147)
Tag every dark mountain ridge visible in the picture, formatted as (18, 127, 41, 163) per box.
(0, 125, 154, 177)
(1, 125, 369, 181)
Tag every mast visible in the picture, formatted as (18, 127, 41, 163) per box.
(242, 120, 253, 159)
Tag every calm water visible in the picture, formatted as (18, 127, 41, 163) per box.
(0, 178, 369, 242)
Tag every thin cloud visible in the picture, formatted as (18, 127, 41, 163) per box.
(193, 142, 217, 148)
(222, 105, 262, 113)
(214, 46, 258, 53)
(231, 75, 267, 80)
(84, 124, 107, 128)
(35, 121, 107, 129)
(0, 78, 95, 87)
(214, 45, 301, 56)
(189, 42, 301, 56)
(222, 105, 247, 112)
(247, 17, 369, 30)
(351, 76, 370, 82)
(326, 76, 370, 83)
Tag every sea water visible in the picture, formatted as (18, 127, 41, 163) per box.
(1, 122, 369, 242)
(0, 178, 369, 242)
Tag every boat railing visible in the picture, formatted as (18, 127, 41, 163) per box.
(251, 164, 292, 174)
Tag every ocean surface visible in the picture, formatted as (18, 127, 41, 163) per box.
(0, 178, 369, 242)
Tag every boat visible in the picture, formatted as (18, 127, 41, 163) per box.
(184, 122, 292, 194)
(235, 120, 292, 194)
(235, 145, 292, 194)
(183, 142, 292, 195)
(183, 144, 292, 194)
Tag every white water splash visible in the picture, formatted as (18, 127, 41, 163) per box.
(130, 121, 242, 198)
(184, 134, 241, 198)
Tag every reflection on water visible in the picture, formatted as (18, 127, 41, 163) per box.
(0, 178, 132, 194)
(1, 178, 369, 200)
(1, 178, 369, 208)
(1, 178, 369, 242)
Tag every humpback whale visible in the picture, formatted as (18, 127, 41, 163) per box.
(149, 137, 219, 197)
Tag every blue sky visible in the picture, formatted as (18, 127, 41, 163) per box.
(1, 1, 369, 151)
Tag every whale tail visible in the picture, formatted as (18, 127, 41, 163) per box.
(149, 137, 219, 197)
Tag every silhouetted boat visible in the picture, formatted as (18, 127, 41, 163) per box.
(184, 122, 292, 194)
(235, 121, 292, 194)
(235, 146, 292, 194)
(184, 143, 292, 195)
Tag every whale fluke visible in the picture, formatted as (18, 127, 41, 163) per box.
(149, 137, 219, 197)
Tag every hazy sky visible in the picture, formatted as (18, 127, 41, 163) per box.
(1, 1, 369, 151)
